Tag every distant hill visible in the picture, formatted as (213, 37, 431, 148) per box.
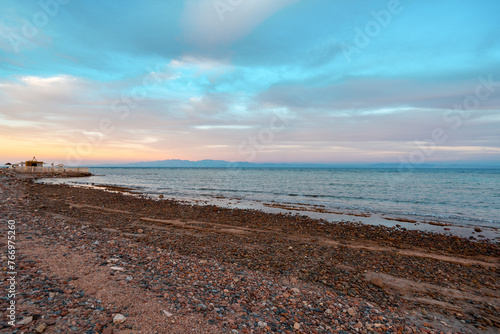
(89, 159, 499, 168)
(93, 159, 347, 168)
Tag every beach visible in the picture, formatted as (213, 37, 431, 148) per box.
(1, 171, 499, 333)
(39, 167, 500, 241)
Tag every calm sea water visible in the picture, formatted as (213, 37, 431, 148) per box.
(40, 168, 500, 231)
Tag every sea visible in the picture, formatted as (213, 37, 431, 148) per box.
(39, 168, 500, 241)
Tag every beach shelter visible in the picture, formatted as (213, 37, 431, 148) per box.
(25, 156, 44, 167)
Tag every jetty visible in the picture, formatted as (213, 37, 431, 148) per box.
(3, 157, 91, 177)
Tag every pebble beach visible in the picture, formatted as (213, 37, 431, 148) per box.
(1, 170, 499, 333)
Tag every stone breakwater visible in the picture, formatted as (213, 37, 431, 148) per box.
(11, 170, 92, 178)
(0, 172, 498, 333)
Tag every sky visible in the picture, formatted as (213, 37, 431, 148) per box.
(0, 0, 499, 166)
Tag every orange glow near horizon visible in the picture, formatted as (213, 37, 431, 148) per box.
(3, 132, 500, 167)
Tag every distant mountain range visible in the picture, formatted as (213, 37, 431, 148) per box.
(89, 159, 500, 168)
(93, 159, 342, 168)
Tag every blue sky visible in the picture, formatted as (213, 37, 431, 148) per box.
(1, 0, 499, 165)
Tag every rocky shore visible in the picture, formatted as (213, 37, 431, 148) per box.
(0, 171, 498, 333)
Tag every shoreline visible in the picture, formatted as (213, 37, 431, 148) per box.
(37, 177, 500, 242)
(1, 171, 499, 333)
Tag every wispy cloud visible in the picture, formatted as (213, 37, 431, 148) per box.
(181, 0, 299, 47)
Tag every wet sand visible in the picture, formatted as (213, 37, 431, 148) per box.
(1, 171, 499, 333)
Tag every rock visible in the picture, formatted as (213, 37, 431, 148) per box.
(324, 309, 332, 315)
(294, 322, 301, 330)
(474, 227, 482, 232)
(137, 229, 144, 233)
(163, 310, 173, 317)
(196, 304, 207, 311)
(159, 194, 164, 198)
(113, 314, 126, 324)
(347, 308, 356, 316)
(44, 319, 56, 326)
(110, 266, 125, 271)
(35, 323, 47, 333)
(102, 328, 114, 334)
(49, 292, 56, 298)
(440, 320, 451, 328)
(258, 321, 267, 327)
(370, 277, 384, 288)
(291, 288, 300, 294)
(18, 316, 33, 325)
(482, 317, 493, 327)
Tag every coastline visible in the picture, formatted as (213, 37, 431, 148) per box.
(1, 171, 499, 333)
(36, 167, 500, 242)
(34, 179, 500, 242)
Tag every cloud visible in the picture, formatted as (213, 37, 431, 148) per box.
(1, 1, 500, 164)
(257, 76, 500, 112)
(0, 75, 99, 112)
(181, 0, 299, 47)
